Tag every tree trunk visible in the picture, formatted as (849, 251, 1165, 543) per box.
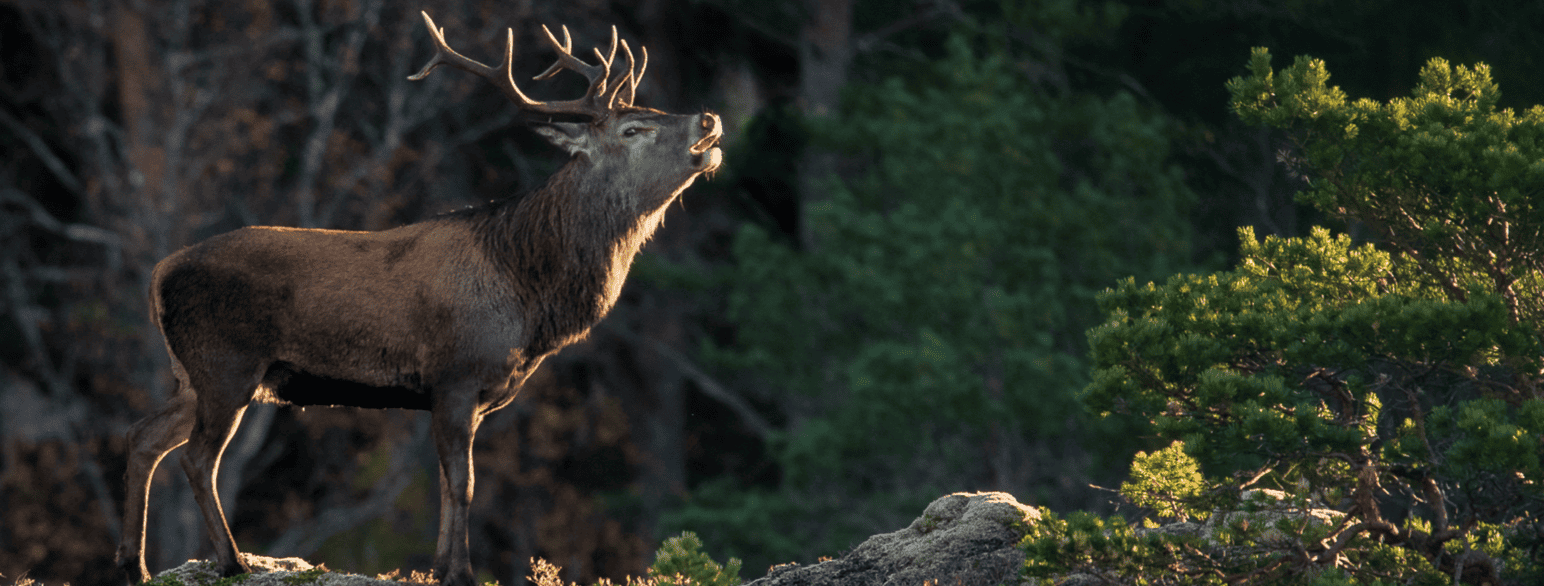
(795, 0, 854, 250)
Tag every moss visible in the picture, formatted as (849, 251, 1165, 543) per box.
(280, 568, 328, 585)
(207, 572, 253, 586)
(917, 514, 942, 534)
(141, 574, 187, 586)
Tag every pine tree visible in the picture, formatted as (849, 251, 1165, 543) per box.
(1038, 48, 1544, 585)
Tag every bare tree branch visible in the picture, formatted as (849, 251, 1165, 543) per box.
(852, 0, 963, 54)
(265, 417, 429, 557)
(601, 322, 775, 440)
(0, 188, 121, 247)
(0, 108, 83, 195)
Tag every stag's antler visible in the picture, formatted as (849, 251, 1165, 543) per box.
(407, 11, 648, 119)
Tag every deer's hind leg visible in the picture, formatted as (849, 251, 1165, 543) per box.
(178, 361, 265, 578)
(117, 380, 196, 584)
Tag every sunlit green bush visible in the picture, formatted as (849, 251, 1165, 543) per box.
(1030, 49, 1544, 585)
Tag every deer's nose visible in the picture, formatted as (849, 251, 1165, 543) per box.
(690, 113, 723, 155)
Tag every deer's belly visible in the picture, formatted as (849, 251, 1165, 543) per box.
(259, 361, 432, 410)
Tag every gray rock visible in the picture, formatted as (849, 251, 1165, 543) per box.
(148, 554, 399, 586)
(1050, 573, 1104, 586)
(1132, 521, 1202, 539)
(1201, 488, 1343, 543)
(744, 491, 1040, 586)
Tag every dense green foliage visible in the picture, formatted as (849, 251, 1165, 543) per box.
(1119, 441, 1208, 522)
(1031, 50, 1544, 584)
(664, 6, 1196, 571)
(647, 532, 742, 586)
(723, 31, 1192, 475)
(522, 533, 740, 586)
(1230, 47, 1544, 325)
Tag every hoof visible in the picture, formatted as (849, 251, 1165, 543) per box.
(435, 567, 474, 586)
(115, 557, 151, 585)
(219, 558, 255, 578)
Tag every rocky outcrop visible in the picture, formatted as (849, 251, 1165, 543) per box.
(148, 554, 398, 586)
(1201, 488, 1344, 543)
(744, 491, 1039, 586)
(147, 491, 1046, 586)
(141, 489, 1355, 586)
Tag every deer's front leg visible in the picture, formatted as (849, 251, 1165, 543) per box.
(431, 391, 483, 586)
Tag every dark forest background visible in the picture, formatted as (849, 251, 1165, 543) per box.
(2, 1, 1541, 584)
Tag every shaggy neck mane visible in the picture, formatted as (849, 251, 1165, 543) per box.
(468, 160, 676, 355)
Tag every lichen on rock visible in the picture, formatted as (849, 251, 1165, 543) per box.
(146, 554, 400, 586)
(744, 491, 1040, 586)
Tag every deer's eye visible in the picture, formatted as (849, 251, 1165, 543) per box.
(622, 127, 640, 137)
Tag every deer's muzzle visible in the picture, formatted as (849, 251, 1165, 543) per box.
(690, 113, 723, 156)
(690, 113, 723, 173)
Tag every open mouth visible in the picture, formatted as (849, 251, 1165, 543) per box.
(693, 146, 723, 173)
(690, 113, 724, 172)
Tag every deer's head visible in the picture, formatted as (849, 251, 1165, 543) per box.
(408, 13, 722, 210)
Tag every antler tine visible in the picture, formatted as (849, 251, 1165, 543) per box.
(555, 24, 574, 53)
(629, 45, 648, 106)
(592, 26, 619, 75)
(407, 12, 540, 107)
(531, 25, 575, 81)
(605, 39, 635, 109)
(406, 12, 458, 81)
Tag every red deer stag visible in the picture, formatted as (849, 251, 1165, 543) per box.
(115, 12, 722, 586)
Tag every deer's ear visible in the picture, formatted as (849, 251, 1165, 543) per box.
(531, 122, 591, 156)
